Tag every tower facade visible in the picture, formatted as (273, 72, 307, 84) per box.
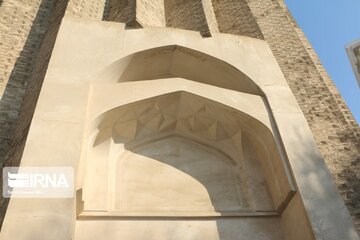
(0, 0, 359, 239)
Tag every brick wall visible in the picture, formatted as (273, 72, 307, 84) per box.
(66, 0, 105, 19)
(137, 0, 165, 27)
(0, 0, 69, 227)
(0, 0, 55, 168)
(164, 0, 210, 36)
(104, 0, 136, 26)
(212, 0, 263, 39)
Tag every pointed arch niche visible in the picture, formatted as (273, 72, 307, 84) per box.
(77, 45, 295, 218)
(94, 45, 262, 95)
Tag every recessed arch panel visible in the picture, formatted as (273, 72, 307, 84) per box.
(81, 91, 292, 216)
(94, 45, 263, 95)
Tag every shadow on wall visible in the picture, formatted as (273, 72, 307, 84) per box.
(120, 136, 252, 212)
(0, 0, 69, 228)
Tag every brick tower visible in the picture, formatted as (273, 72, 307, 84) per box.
(0, 0, 359, 239)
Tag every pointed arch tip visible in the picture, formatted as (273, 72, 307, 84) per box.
(95, 45, 264, 96)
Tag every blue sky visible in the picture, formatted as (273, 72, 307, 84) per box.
(285, 0, 360, 124)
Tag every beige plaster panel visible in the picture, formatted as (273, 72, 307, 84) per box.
(114, 136, 252, 212)
(202, 0, 219, 35)
(75, 217, 285, 240)
(281, 193, 315, 240)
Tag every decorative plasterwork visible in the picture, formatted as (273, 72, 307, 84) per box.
(80, 91, 293, 217)
(95, 92, 256, 164)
